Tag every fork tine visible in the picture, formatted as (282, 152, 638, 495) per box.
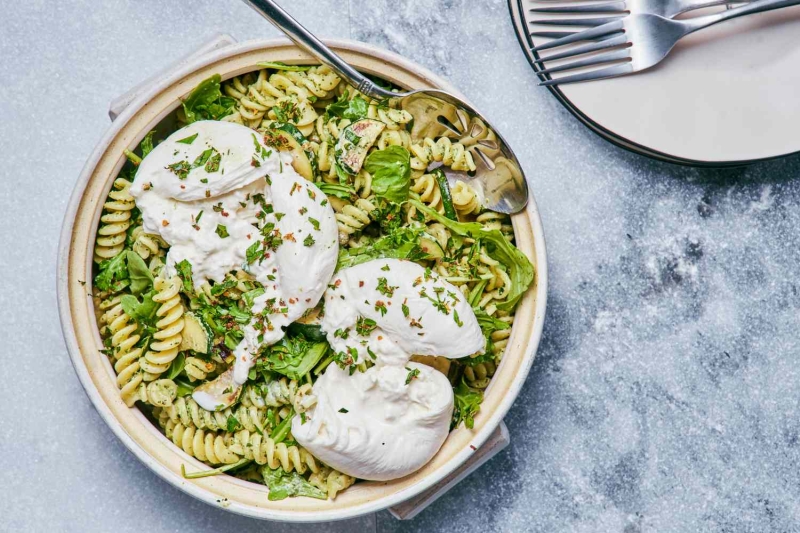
(530, 1, 627, 14)
(531, 20, 624, 52)
(530, 30, 621, 42)
(537, 48, 631, 76)
(539, 63, 634, 86)
(533, 34, 628, 63)
(531, 16, 622, 26)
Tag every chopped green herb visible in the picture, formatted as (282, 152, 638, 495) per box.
(176, 133, 198, 145)
(405, 367, 420, 385)
(215, 225, 229, 238)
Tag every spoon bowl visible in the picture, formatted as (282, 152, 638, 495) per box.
(242, 0, 529, 214)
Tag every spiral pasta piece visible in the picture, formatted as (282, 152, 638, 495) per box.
(410, 173, 443, 213)
(333, 198, 376, 245)
(464, 361, 496, 389)
(229, 429, 320, 474)
(163, 420, 241, 465)
(100, 295, 144, 406)
(131, 225, 166, 260)
(139, 378, 177, 407)
(410, 137, 476, 173)
(476, 211, 514, 241)
(163, 396, 267, 433)
(309, 467, 356, 499)
(94, 178, 135, 263)
(451, 181, 481, 218)
(140, 276, 184, 380)
(184, 356, 216, 382)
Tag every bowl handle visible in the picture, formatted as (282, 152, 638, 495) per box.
(107, 37, 511, 519)
(108, 33, 238, 121)
(388, 422, 510, 520)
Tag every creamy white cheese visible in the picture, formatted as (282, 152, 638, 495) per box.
(291, 362, 453, 481)
(292, 258, 485, 480)
(129, 121, 338, 409)
(319, 258, 485, 367)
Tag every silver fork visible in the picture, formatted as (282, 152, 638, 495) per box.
(533, 0, 800, 86)
(530, 0, 747, 30)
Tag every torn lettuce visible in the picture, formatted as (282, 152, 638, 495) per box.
(452, 378, 483, 430)
(336, 226, 429, 271)
(409, 199, 534, 312)
(363, 146, 411, 204)
(182, 74, 236, 124)
(261, 467, 327, 501)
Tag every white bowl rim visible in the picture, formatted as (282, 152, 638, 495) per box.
(57, 37, 549, 522)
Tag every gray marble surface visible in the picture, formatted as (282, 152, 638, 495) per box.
(4, 1, 800, 532)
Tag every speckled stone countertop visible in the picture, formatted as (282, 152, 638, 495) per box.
(4, 1, 800, 532)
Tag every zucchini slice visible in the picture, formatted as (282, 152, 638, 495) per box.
(419, 235, 445, 259)
(265, 126, 316, 180)
(335, 119, 386, 175)
(179, 312, 213, 354)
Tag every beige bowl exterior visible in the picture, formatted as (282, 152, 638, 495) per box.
(57, 39, 548, 522)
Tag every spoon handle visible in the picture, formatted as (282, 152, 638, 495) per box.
(242, 0, 397, 100)
(682, 0, 800, 33)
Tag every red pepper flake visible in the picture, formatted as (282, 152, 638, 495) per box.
(284, 233, 296, 242)
(470, 445, 477, 451)
(247, 234, 251, 239)
(180, 184, 186, 189)
(161, 220, 169, 227)
(335, 279, 342, 287)
(359, 281, 364, 287)
(288, 298, 296, 304)
(377, 336, 383, 341)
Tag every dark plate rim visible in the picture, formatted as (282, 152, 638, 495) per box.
(507, 0, 800, 168)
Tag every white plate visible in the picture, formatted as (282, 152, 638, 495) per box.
(509, 1, 800, 165)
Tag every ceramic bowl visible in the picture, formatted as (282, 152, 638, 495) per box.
(57, 38, 548, 522)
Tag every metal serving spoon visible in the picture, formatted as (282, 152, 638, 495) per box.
(242, 0, 529, 214)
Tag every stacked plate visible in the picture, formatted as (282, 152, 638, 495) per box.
(508, 0, 800, 166)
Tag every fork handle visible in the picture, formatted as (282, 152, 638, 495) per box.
(682, 0, 800, 32)
(241, 0, 398, 100)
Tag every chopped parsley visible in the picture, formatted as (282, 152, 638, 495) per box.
(308, 217, 320, 231)
(356, 316, 377, 336)
(303, 234, 315, 247)
(166, 160, 191, 180)
(215, 224, 229, 238)
(338, 408, 349, 414)
(376, 277, 398, 298)
(176, 133, 198, 144)
(405, 367, 420, 385)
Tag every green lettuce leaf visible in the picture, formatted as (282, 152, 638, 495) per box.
(256, 335, 328, 382)
(364, 146, 411, 204)
(326, 90, 368, 121)
(94, 253, 129, 293)
(452, 378, 483, 430)
(336, 226, 428, 271)
(466, 308, 511, 365)
(182, 74, 236, 124)
(261, 467, 327, 501)
(140, 130, 156, 158)
(174, 259, 194, 293)
(126, 251, 154, 295)
(410, 199, 534, 312)
(120, 291, 158, 325)
(317, 182, 355, 200)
